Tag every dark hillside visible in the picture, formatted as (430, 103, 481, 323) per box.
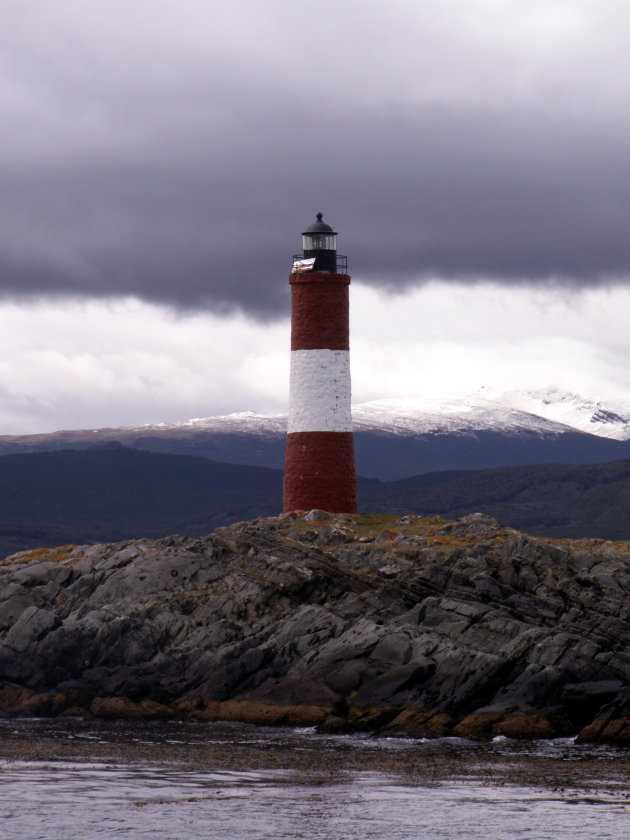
(353, 428, 630, 479)
(3, 425, 630, 480)
(3, 445, 630, 557)
(360, 459, 630, 540)
(0, 444, 284, 556)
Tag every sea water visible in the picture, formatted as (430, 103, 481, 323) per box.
(0, 718, 628, 839)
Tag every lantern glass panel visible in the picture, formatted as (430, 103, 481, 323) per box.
(303, 233, 336, 251)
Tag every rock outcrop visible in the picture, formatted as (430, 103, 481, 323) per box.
(0, 512, 628, 743)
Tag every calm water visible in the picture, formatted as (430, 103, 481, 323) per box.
(0, 718, 628, 839)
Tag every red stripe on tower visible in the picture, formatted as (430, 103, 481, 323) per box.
(283, 213, 357, 513)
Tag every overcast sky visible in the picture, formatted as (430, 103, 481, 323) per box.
(2, 1, 630, 433)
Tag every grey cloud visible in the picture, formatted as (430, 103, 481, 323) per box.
(2, 1, 630, 316)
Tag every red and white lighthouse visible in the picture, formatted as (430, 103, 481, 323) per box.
(283, 213, 357, 513)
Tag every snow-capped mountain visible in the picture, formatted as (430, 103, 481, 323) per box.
(108, 388, 630, 441)
(112, 411, 288, 437)
(351, 396, 572, 437)
(489, 388, 630, 441)
(352, 389, 630, 440)
(2, 388, 630, 481)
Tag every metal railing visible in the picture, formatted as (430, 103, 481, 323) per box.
(291, 254, 348, 273)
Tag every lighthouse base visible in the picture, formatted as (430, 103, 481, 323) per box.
(283, 431, 357, 514)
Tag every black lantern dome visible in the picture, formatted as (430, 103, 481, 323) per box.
(301, 212, 337, 272)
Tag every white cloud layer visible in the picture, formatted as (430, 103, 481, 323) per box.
(1, 282, 629, 434)
(351, 282, 630, 402)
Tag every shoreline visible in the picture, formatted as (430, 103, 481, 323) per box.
(1, 689, 628, 746)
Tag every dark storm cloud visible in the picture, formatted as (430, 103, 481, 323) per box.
(2, 0, 630, 316)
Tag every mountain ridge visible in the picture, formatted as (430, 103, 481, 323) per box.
(3, 387, 630, 442)
(3, 389, 630, 481)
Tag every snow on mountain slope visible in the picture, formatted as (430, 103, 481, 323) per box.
(351, 397, 573, 436)
(489, 388, 630, 441)
(116, 393, 583, 439)
(351, 390, 630, 440)
(118, 411, 288, 437)
(11, 389, 627, 443)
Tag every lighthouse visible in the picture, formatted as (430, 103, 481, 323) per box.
(283, 213, 357, 513)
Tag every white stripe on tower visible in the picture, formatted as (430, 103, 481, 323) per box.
(287, 349, 352, 433)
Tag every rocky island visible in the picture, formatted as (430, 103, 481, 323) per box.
(0, 511, 628, 745)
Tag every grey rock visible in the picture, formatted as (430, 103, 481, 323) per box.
(0, 592, 40, 630)
(5, 607, 59, 652)
(13, 562, 74, 587)
(370, 633, 412, 665)
(303, 509, 333, 522)
(0, 512, 628, 736)
(353, 660, 435, 706)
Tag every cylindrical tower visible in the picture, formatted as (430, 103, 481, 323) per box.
(283, 213, 357, 513)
